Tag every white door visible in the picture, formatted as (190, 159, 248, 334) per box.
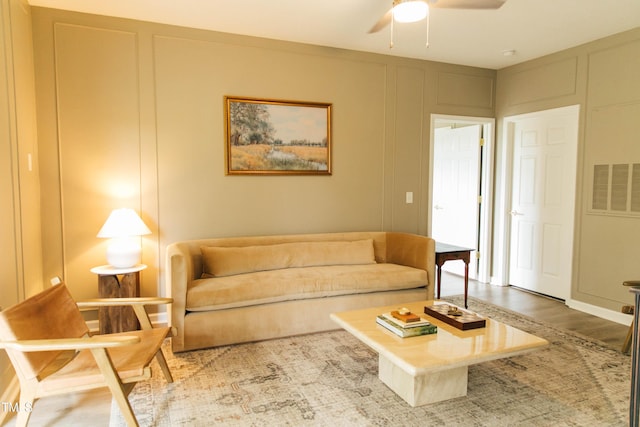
(432, 124, 481, 278)
(508, 106, 578, 300)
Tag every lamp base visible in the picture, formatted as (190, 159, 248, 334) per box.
(106, 238, 141, 269)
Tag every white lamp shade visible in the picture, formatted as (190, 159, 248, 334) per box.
(393, 0, 429, 23)
(97, 208, 151, 238)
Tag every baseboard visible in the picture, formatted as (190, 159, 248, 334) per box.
(485, 280, 631, 326)
(567, 298, 632, 326)
(489, 276, 509, 287)
(86, 311, 168, 332)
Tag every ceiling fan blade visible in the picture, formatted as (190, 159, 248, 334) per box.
(369, 8, 393, 33)
(429, 0, 507, 9)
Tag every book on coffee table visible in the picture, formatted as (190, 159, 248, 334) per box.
(376, 315, 437, 338)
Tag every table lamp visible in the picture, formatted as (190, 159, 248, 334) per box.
(97, 208, 151, 268)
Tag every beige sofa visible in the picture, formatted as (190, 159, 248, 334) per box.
(167, 231, 435, 352)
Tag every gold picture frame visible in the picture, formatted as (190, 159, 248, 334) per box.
(224, 96, 332, 175)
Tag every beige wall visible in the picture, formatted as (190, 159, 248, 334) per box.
(30, 7, 495, 302)
(0, 0, 42, 414)
(496, 27, 640, 311)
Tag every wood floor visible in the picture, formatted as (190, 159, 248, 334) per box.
(439, 272, 631, 350)
(2, 273, 632, 426)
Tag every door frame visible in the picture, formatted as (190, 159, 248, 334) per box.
(428, 114, 495, 284)
(493, 104, 580, 292)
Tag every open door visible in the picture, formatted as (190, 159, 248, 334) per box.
(432, 124, 481, 278)
(429, 115, 494, 283)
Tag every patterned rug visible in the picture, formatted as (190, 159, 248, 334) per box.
(110, 296, 630, 426)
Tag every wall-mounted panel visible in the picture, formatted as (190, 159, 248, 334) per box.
(1, 0, 41, 410)
(0, 0, 19, 309)
(436, 72, 493, 109)
(577, 214, 640, 304)
(587, 39, 640, 107)
(505, 57, 577, 106)
(54, 23, 141, 298)
(585, 102, 640, 162)
(11, 0, 41, 299)
(391, 66, 424, 233)
(153, 35, 388, 245)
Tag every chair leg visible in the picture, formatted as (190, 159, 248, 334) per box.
(155, 350, 174, 383)
(624, 318, 634, 354)
(108, 383, 138, 427)
(90, 348, 139, 427)
(15, 386, 36, 427)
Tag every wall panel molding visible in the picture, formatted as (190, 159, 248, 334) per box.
(505, 57, 577, 106)
(587, 38, 640, 108)
(436, 71, 494, 109)
(53, 22, 143, 298)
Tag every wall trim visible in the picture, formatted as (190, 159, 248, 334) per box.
(482, 280, 630, 326)
(567, 298, 632, 326)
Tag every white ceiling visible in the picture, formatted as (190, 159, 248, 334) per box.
(28, 0, 640, 69)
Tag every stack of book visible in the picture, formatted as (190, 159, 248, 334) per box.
(376, 310, 437, 338)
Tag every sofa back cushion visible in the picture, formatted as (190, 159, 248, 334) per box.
(201, 239, 376, 277)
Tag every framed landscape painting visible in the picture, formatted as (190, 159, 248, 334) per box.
(224, 96, 332, 175)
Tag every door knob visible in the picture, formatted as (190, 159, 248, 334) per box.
(510, 210, 523, 216)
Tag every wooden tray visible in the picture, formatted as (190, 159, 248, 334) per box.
(424, 303, 486, 330)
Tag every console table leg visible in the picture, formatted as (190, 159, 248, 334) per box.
(436, 264, 443, 299)
(630, 288, 640, 426)
(464, 261, 469, 308)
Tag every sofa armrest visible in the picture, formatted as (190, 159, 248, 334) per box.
(166, 242, 194, 352)
(385, 232, 435, 300)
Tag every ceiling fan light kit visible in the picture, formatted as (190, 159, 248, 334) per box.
(393, 0, 429, 23)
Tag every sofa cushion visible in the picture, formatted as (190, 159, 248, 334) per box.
(201, 239, 376, 278)
(187, 263, 427, 311)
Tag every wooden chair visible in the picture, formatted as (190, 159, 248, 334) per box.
(0, 283, 174, 427)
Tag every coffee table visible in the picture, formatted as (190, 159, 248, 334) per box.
(330, 300, 548, 406)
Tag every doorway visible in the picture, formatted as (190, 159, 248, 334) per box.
(429, 115, 495, 284)
(497, 105, 579, 301)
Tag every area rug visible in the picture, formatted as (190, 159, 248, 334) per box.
(110, 296, 630, 426)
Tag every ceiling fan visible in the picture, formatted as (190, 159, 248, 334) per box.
(370, 0, 507, 36)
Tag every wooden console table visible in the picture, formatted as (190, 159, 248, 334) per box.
(435, 243, 473, 308)
(90, 264, 146, 334)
